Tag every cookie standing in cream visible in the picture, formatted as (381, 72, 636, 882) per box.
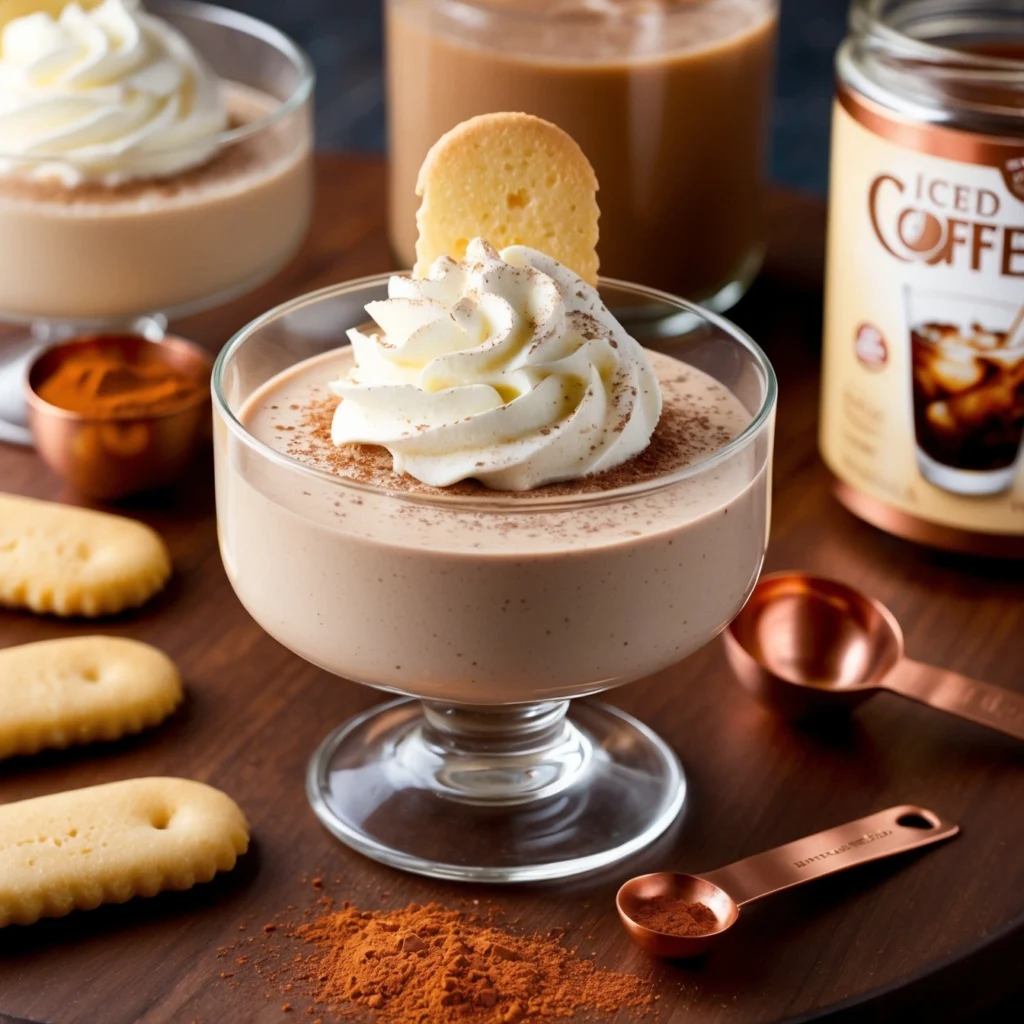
(218, 247, 768, 705)
(0, 0, 312, 321)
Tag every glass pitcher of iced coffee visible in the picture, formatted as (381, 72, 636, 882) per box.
(386, 0, 778, 310)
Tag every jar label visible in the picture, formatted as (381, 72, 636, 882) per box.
(821, 91, 1024, 537)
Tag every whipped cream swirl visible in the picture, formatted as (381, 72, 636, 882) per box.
(331, 240, 663, 490)
(0, 0, 228, 185)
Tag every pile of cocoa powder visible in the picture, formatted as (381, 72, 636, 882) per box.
(221, 886, 656, 1022)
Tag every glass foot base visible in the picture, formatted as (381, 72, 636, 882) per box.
(307, 697, 685, 883)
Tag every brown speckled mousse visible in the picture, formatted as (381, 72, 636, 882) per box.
(219, 346, 768, 704)
(0, 84, 311, 321)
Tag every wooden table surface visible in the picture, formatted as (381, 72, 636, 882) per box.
(0, 155, 1022, 1024)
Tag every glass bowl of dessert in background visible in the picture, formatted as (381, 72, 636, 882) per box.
(213, 272, 776, 883)
(386, 0, 778, 310)
(0, 0, 314, 444)
(905, 287, 1024, 497)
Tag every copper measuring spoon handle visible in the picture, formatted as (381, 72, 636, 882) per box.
(697, 806, 959, 907)
(882, 659, 1024, 742)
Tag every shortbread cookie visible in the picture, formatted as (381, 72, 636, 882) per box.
(0, 636, 183, 759)
(0, 493, 171, 616)
(0, 778, 249, 927)
(414, 112, 601, 284)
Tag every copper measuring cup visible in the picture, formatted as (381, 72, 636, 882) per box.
(25, 334, 212, 501)
(723, 572, 1024, 740)
(617, 805, 958, 959)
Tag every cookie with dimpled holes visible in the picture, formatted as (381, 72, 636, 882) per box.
(0, 777, 249, 927)
(0, 636, 183, 760)
(0, 493, 171, 616)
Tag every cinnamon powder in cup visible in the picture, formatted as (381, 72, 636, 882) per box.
(37, 345, 206, 419)
(236, 899, 656, 1022)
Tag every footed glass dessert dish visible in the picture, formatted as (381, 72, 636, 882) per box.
(213, 276, 776, 882)
(0, 0, 314, 444)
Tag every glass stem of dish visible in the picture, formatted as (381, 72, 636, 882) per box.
(395, 700, 593, 807)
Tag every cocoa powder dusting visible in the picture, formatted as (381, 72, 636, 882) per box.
(230, 899, 654, 1022)
(280, 383, 733, 499)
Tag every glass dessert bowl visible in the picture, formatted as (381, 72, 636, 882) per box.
(0, 0, 314, 444)
(213, 276, 776, 882)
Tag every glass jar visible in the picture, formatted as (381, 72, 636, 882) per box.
(385, 0, 778, 310)
(821, 0, 1024, 556)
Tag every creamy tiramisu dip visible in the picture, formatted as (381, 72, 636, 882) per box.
(0, 0, 310, 320)
(222, 241, 769, 704)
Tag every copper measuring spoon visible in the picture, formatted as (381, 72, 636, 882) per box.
(723, 572, 1024, 739)
(617, 805, 957, 959)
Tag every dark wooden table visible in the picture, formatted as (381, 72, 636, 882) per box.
(0, 156, 1021, 1024)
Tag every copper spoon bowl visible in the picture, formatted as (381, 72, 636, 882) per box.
(617, 804, 958, 959)
(724, 571, 1024, 741)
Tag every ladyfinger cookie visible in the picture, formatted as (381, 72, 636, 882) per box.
(0, 778, 249, 927)
(0, 493, 171, 616)
(414, 112, 601, 285)
(0, 636, 183, 759)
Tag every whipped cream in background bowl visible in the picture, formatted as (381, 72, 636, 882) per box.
(0, 0, 228, 185)
(213, 259, 777, 882)
(0, 0, 310, 186)
(0, 0, 315, 442)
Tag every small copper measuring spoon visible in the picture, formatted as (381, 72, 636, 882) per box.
(617, 805, 957, 959)
(723, 572, 1024, 739)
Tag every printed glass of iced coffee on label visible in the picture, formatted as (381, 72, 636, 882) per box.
(821, 0, 1024, 556)
(386, 0, 778, 310)
(213, 112, 777, 882)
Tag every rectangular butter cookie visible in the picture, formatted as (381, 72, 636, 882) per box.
(0, 493, 171, 616)
(0, 777, 249, 927)
(0, 636, 183, 759)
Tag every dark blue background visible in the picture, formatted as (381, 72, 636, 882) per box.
(221, 0, 850, 194)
